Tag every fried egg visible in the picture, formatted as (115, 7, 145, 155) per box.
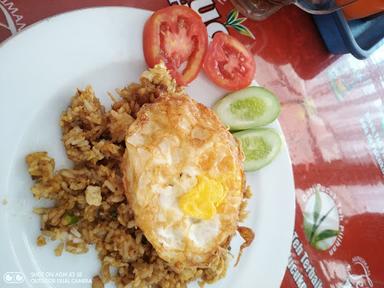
(122, 94, 245, 269)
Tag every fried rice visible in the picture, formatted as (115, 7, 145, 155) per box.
(26, 64, 252, 288)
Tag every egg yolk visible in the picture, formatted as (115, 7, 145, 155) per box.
(178, 176, 226, 220)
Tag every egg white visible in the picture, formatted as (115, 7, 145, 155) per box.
(122, 94, 245, 268)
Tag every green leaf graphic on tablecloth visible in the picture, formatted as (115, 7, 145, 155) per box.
(303, 217, 312, 241)
(313, 229, 339, 243)
(231, 24, 256, 39)
(313, 189, 322, 226)
(230, 17, 247, 26)
(224, 9, 255, 39)
(226, 9, 239, 25)
(314, 229, 339, 251)
(309, 206, 336, 246)
(303, 187, 340, 251)
(309, 189, 322, 243)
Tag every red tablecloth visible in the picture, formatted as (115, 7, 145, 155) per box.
(1, 1, 383, 287)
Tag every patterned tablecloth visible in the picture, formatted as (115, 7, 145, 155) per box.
(1, 0, 383, 287)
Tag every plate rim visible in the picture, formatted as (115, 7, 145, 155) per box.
(0, 6, 152, 50)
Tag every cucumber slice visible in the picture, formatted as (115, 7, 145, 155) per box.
(234, 128, 282, 171)
(213, 86, 280, 130)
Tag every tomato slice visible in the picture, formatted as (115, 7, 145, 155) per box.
(143, 6, 208, 86)
(203, 33, 255, 91)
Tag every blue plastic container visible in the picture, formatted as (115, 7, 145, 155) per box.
(313, 11, 384, 59)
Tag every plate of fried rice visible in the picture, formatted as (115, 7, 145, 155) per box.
(0, 7, 295, 288)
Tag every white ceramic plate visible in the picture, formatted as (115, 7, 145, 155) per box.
(0, 7, 295, 288)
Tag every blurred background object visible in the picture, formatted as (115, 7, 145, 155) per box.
(230, 0, 358, 21)
(231, 0, 384, 59)
(313, 4, 384, 59)
(341, 0, 384, 20)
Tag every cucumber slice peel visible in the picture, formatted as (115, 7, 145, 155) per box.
(234, 128, 282, 171)
(213, 86, 280, 130)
